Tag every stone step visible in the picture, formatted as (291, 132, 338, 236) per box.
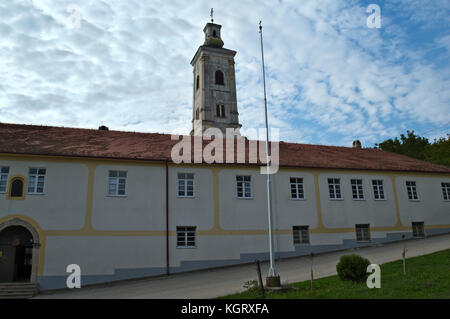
(0, 283, 39, 299)
(0, 283, 37, 287)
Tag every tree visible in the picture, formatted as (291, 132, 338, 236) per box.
(376, 131, 449, 167)
(425, 136, 450, 167)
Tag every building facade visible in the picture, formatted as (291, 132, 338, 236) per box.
(0, 21, 449, 291)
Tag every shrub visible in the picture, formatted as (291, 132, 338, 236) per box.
(336, 254, 371, 283)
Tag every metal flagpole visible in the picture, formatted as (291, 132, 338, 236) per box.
(259, 21, 279, 284)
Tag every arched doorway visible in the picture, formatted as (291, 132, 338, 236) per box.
(0, 220, 40, 283)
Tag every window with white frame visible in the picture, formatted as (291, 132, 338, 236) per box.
(0, 167, 9, 193)
(178, 173, 194, 197)
(406, 181, 418, 200)
(176, 226, 196, 248)
(372, 180, 385, 200)
(328, 178, 342, 199)
(293, 226, 310, 244)
(351, 179, 364, 200)
(412, 222, 425, 238)
(236, 175, 252, 198)
(290, 177, 305, 199)
(355, 224, 371, 241)
(108, 170, 127, 196)
(441, 182, 450, 201)
(27, 168, 46, 194)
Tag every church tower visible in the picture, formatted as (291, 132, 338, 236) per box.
(190, 18, 242, 136)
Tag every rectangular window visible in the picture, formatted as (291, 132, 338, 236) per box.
(176, 226, 196, 248)
(441, 182, 450, 201)
(178, 173, 194, 197)
(328, 178, 342, 199)
(355, 224, 371, 242)
(351, 179, 364, 200)
(412, 222, 425, 238)
(0, 167, 9, 193)
(293, 226, 310, 244)
(236, 175, 252, 198)
(290, 177, 305, 199)
(406, 181, 419, 200)
(27, 168, 46, 194)
(372, 180, 385, 200)
(216, 104, 225, 118)
(108, 170, 127, 196)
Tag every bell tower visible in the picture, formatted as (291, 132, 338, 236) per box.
(190, 16, 242, 136)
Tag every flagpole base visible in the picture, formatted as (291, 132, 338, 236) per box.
(265, 275, 281, 288)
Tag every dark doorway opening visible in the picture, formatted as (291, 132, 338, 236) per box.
(0, 226, 33, 283)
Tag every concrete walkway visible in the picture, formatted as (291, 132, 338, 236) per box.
(34, 233, 450, 299)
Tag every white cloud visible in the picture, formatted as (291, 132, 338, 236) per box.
(0, 0, 449, 147)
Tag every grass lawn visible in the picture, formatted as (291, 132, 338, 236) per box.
(220, 249, 450, 299)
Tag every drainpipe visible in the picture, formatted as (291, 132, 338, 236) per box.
(165, 161, 170, 275)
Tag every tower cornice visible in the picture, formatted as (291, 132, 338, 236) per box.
(190, 45, 237, 66)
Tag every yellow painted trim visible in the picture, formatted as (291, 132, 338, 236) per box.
(80, 163, 97, 232)
(6, 175, 27, 200)
(390, 175, 406, 228)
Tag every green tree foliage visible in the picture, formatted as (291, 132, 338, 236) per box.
(376, 131, 450, 167)
(336, 254, 371, 283)
(425, 136, 450, 167)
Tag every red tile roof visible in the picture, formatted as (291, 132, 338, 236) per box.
(1, 123, 449, 174)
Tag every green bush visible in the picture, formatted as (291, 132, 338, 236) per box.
(336, 254, 371, 283)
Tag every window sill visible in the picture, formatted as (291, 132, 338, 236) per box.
(290, 198, 306, 201)
(237, 197, 254, 200)
(176, 246, 197, 249)
(294, 243, 310, 246)
(26, 192, 45, 196)
(374, 198, 386, 201)
(352, 198, 366, 201)
(329, 198, 344, 201)
(408, 199, 420, 202)
(177, 196, 196, 199)
(107, 195, 127, 198)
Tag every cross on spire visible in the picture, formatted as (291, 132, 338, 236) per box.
(210, 8, 214, 22)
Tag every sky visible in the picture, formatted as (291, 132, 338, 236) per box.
(0, 0, 449, 147)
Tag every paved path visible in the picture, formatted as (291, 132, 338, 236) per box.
(35, 233, 450, 299)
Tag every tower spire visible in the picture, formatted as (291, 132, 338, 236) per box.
(210, 8, 214, 23)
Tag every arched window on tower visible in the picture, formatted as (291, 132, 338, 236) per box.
(215, 70, 224, 85)
(213, 30, 217, 37)
(196, 75, 200, 90)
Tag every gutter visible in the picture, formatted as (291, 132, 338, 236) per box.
(165, 161, 170, 275)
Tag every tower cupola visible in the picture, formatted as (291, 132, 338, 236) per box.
(203, 23, 224, 48)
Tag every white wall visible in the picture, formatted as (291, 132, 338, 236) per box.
(0, 159, 87, 230)
(396, 176, 450, 226)
(91, 164, 166, 231)
(318, 173, 398, 228)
